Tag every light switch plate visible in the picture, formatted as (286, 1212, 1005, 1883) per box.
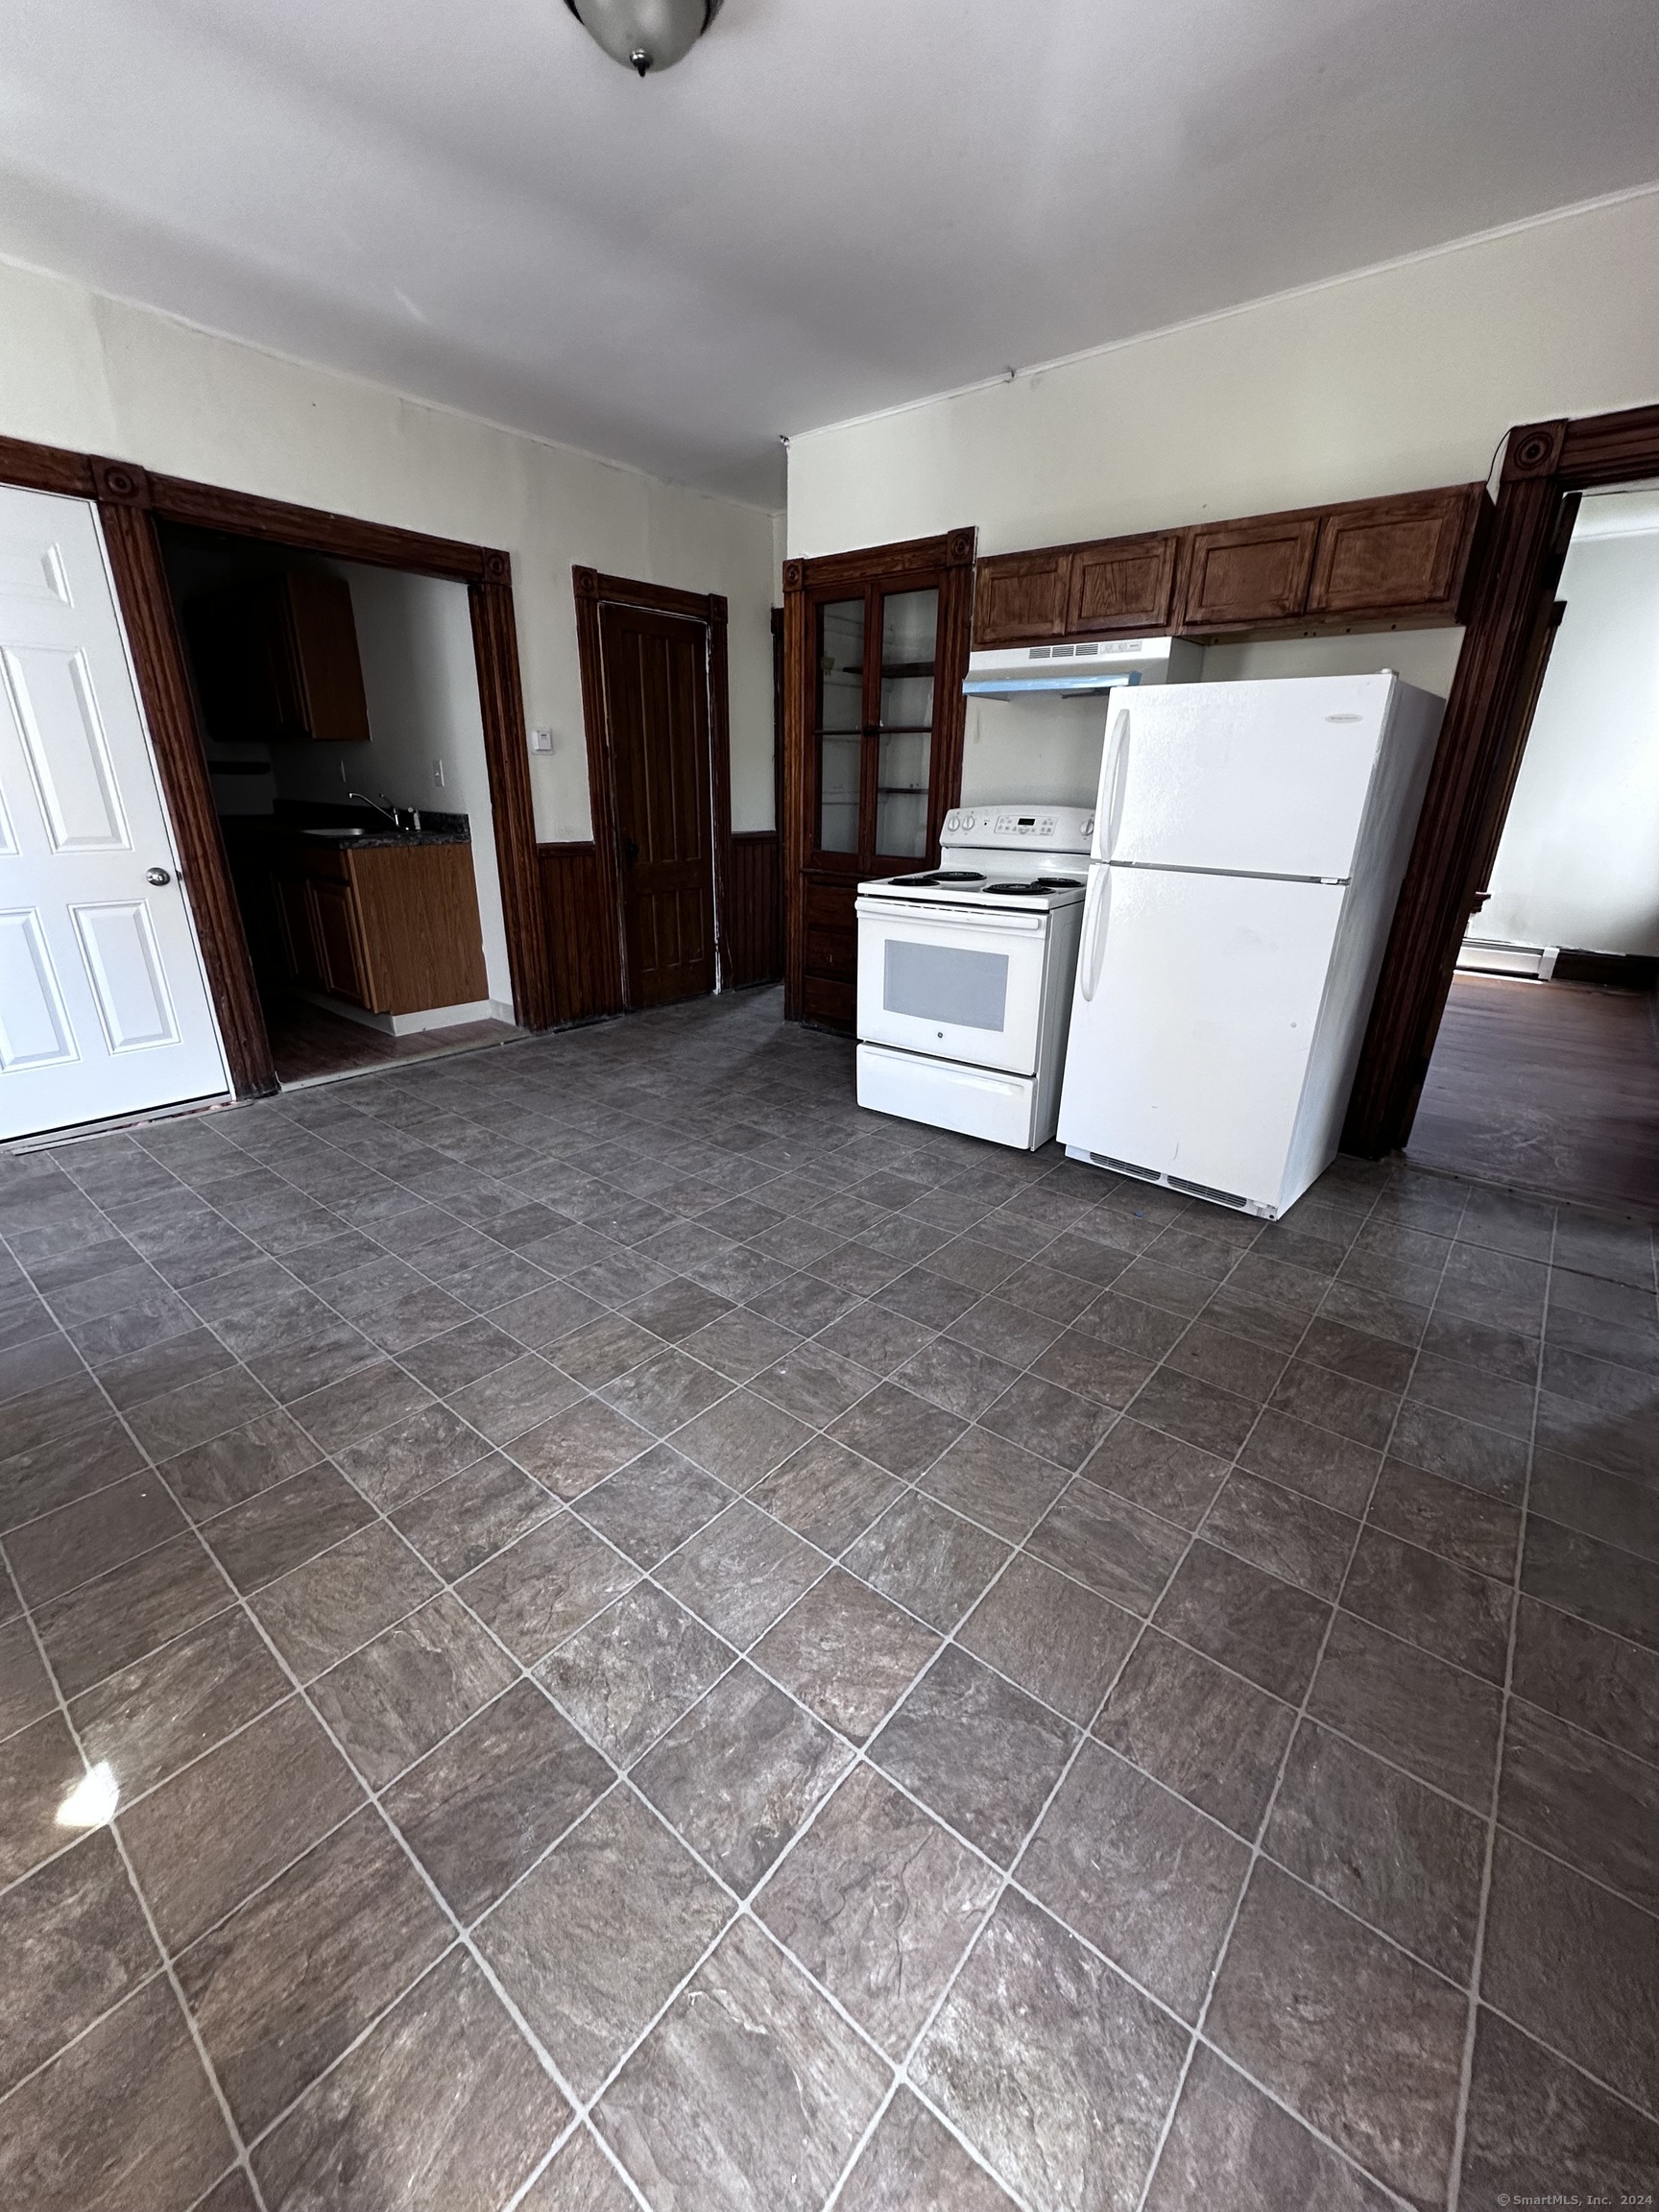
(528, 728, 554, 754)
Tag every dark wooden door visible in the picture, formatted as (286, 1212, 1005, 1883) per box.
(601, 602, 716, 1008)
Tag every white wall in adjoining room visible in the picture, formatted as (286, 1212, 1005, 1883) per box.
(267, 565, 515, 1013)
(0, 253, 781, 854)
(1479, 504, 1659, 957)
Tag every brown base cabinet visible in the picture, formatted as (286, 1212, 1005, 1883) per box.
(271, 840, 488, 1016)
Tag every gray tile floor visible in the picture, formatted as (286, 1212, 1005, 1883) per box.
(1, 985, 1656, 2212)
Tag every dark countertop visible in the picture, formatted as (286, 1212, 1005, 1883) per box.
(226, 805, 472, 850)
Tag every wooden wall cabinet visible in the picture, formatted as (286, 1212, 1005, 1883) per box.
(974, 531, 1182, 645)
(270, 838, 487, 1015)
(971, 484, 1489, 649)
(186, 571, 372, 745)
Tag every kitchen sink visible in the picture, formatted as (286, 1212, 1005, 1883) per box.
(301, 827, 369, 838)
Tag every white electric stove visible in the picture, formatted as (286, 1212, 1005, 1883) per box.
(854, 803, 1094, 1150)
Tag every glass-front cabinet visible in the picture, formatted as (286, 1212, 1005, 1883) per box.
(787, 532, 975, 1029)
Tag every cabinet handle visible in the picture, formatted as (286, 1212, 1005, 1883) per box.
(1102, 709, 1131, 861)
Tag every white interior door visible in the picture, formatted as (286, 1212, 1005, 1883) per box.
(1057, 863, 1345, 1210)
(0, 484, 229, 1142)
(1094, 675, 1395, 878)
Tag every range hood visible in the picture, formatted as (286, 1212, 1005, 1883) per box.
(965, 635, 1203, 699)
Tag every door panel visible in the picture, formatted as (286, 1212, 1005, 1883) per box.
(1058, 866, 1344, 1208)
(602, 602, 716, 1008)
(0, 484, 228, 1139)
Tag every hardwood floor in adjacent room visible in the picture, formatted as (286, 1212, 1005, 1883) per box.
(263, 994, 525, 1087)
(1409, 974, 1659, 1214)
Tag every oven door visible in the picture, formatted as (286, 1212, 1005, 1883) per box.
(855, 896, 1049, 1076)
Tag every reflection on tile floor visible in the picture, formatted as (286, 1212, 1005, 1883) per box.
(1, 984, 1657, 2211)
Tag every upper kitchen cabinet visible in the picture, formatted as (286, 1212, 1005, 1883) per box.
(974, 531, 1183, 645)
(185, 570, 372, 745)
(783, 530, 975, 1029)
(972, 484, 1489, 649)
(1178, 483, 1490, 637)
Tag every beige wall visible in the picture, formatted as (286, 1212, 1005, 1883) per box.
(0, 255, 781, 848)
(787, 187, 1659, 561)
(789, 185, 1659, 815)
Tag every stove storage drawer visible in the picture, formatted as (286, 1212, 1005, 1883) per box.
(854, 897, 1050, 1076)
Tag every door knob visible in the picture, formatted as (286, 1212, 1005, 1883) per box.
(145, 867, 173, 887)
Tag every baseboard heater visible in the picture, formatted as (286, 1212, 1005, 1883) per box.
(1456, 939, 1558, 980)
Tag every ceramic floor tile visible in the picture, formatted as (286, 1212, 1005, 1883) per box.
(1025, 1476, 1188, 1616)
(538, 1581, 733, 1767)
(1079, 1416, 1229, 1530)
(0, 1610, 55, 1738)
(506, 1396, 656, 1501)
(517, 2128, 637, 2212)
(384, 1678, 612, 1922)
(869, 1644, 1075, 1867)
(958, 1551, 1139, 1723)
(478, 1784, 729, 2095)
(1265, 1719, 1485, 1980)
(1520, 1514, 1659, 1651)
(0, 1827, 158, 2099)
(176, 1807, 451, 2139)
(828, 1380, 967, 1479)
(748, 1435, 902, 1552)
(1457, 2006, 1659, 2212)
(5, 1471, 186, 1606)
(1154, 1540, 1331, 1704)
(252, 1948, 566, 2212)
(842, 1489, 1010, 1632)
(71, 1606, 287, 1799)
(0, 1708, 86, 1884)
(252, 1519, 440, 1681)
(310, 1590, 520, 1788)
(1207, 1860, 1467, 2209)
(753, 1568, 939, 1741)
(1480, 1828, 1659, 2116)
(1308, 1609, 1503, 1810)
(919, 1423, 1070, 1543)
(575, 1443, 733, 1568)
(203, 1464, 378, 1594)
(595, 1915, 888, 2212)
(459, 1512, 638, 1665)
(1094, 1626, 1297, 1839)
(914, 1888, 1188, 2212)
(1497, 1695, 1659, 1911)
(1340, 1525, 1512, 1682)
(1144, 2043, 1397, 2212)
(389, 1453, 561, 1581)
(836, 2090, 1020, 2210)
(669, 1386, 814, 1490)
(0, 1977, 231, 2212)
(756, 1763, 998, 2057)
(34, 1531, 233, 1697)
(1238, 1407, 1381, 1517)
(633, 1661, 849, 1892)
(656, 1499, 828, 1647)
(1022, 1739, 1249, 2018)
(1509, 1592, 1659, 1767)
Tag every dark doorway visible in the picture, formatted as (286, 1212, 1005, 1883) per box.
(602, 601, 717, 1006)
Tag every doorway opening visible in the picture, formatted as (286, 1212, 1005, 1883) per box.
(571, 568, 734, 1012)
(158, 521, 523, 1088)
(1407, 482, 1659, 1213)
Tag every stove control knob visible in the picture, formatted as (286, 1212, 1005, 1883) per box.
(945, 811, 960, 833)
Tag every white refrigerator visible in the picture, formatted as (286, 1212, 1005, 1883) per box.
(1056, 672, 1444, 1218)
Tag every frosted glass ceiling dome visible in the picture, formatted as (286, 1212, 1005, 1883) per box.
(565, 0, 725, 76)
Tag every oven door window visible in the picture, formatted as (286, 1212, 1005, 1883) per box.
(883, 939, 1008, 1032)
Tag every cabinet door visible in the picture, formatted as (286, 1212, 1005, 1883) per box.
(273, 872, 325, 990)
(1306, 489, 1479, 623)
(310, 878, 373, 1006)
(973, 550, 1070, 645)
(283, 573, 372, 744)
(1182, 516, 1321, 631)
(1068, 531, 1183, 635)
(874, 585, 938, 865)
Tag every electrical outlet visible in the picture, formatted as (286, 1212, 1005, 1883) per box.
(431, 758, 445, 789)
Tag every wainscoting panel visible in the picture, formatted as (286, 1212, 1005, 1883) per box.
(538, 842, 623, 1024)
(726, 830, 783, 990)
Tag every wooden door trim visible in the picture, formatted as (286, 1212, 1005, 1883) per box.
(1344, 401, 1659, 1156)
(781, 529, 976, 1022)
(0, 433, 554, 1096)
(571, 566, 733, 1010)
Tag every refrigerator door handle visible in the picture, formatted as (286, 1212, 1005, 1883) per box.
(1101, 707, 1132, 860)
(1079, 867, 1112, 1002)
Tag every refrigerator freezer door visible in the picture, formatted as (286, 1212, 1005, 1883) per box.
(1057, 864, 1346, 1212)
(1093, 674, 1396, 879)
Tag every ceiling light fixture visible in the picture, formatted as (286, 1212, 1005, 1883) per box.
(564, 0, 724, 77)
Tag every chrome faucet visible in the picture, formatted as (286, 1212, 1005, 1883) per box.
(347, 789, 421, 834)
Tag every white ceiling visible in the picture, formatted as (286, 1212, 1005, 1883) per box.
(4, 0, 1658, 507)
